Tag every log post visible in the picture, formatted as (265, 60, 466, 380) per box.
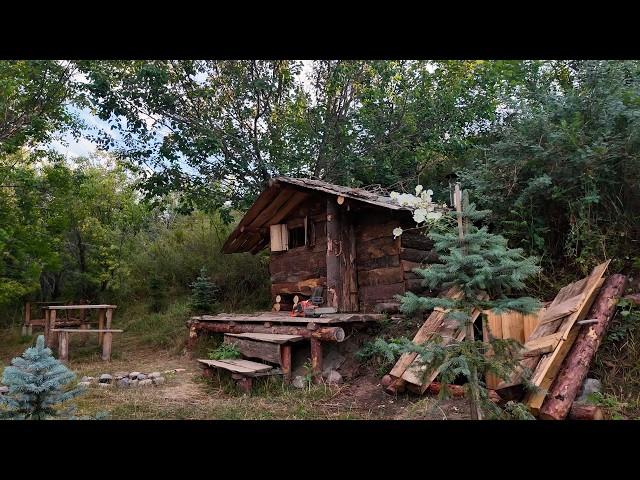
(186, 322, 199, 354)
(102, 331, 113, 361)
(47, 309, 57, 348)
(22, 302, 31, 335)
(310, 337, 323, 384)
(539, 274, 627, 420)
(233, 375, 253, 394)
(326, 199, 341, 310)
(280, 344, 292, 382)
(98, 309, 105, 346)
(58, 331, 69, 362)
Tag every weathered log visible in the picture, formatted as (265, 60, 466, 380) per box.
(358, 266, 404, 287)
(326, 200, 341, 310)
(224, 336, 281, 364)
(400, 233, 434, 251)
(405, 279, 430, 293)
(356, 255, 400, 271)
(400, 247, 440, 264)
(538, 274, 627, 420)
(310, 337, 323, 384)
(188, 320, 346, 342)
(427, 382, 465, 397)
(357, 236, 400, 260)
(568, 403, 604, 420)
(271, 277, 326, 296)
(359, 282, 405, 303)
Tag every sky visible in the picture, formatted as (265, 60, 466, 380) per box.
(50, 60, 316, 160)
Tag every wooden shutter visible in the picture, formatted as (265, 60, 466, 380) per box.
(270, 224, 289, 252)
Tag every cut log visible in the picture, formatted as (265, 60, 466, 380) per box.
(538, 274, 627, 420)
(568, 403, 604, 420)
(358, 266, 404, 287)
(405, 279, 429, 293)
(400, 232, 434, 250)
(399, 247, 439, 264)
(357, 255, 400, 271)
(190, 320, 345, 342)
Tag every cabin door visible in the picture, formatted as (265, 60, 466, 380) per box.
(326, 199, 359, 312)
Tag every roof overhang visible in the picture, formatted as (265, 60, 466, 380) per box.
(222, 177, 414, 254)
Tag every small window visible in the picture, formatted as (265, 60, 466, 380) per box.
(288, 226, 306, 248)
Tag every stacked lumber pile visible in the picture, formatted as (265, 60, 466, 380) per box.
(382, 287, 487, 395)
(383, 259, 627, 420)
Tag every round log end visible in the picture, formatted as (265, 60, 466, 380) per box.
(381, 375, 393, 388)
(334, 328, 345, 342)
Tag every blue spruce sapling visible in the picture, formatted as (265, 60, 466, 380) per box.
(0, 335, 85, 419)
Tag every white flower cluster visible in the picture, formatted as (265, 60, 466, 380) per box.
(390, 185, 444, 238)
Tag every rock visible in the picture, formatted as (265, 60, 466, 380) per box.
(0, 386, 8, 394)
(129, 371, 141, 379)
(292, 376, 307, 389)
(129, 379, 139, 387)
(322, 345, 346, 372)
(137, 373, 147, 381)
(80, 376, 95, 383)
(152, 376, 165, 385)
(114, 371, 129, 380)
(324, 369, 343, 385)
(117, 378, 130, 388)
(99, 374, 113, 384)
(148, 372, 161, 379)
(98, 382, 112, 388)
(577, 378, 602, 402)
(77, 382, 92, 388)
(163, 370, 174, 374)
(139, 379, 153, 387)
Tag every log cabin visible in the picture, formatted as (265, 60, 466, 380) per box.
(222, 177, 441, 313)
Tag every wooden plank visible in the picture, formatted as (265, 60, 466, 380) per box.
(44, 305, 117, 310)
(523, 308, 543, 341)
(198, 359, 271, 374)
(501, 311, 525, 343)
(521, 333, 563, 357)
(221, 359, 274, 372)
(388, 288, 463, 379)
(196, 312, 383, 325)
(484, 310, 504, 390)
(499, 261, 610, 390)
(51, 329, 124, 333)
(224, 336, 281, 364)
(224, 333, 304, 344)
(537, 294, 584, 325)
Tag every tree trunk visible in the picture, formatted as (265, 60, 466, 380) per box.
(568, 403, 604, 420)
(538, 274, 627, 420)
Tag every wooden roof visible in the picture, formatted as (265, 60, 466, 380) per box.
(222, 176, 413, 254)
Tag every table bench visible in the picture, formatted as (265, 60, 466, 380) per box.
(197, 358, 282, 393)
(51, 328, 123, 362)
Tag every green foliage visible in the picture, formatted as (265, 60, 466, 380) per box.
(208, 343, 241, 360)
(0, 335, 85, 419)
(190, 267, 220, 313)
(148, 277, 167, 313)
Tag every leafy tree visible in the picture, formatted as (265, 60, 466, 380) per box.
(0, 335, 85, 419)
(0, 60, 79, 156)
(460, 60, 640, 284)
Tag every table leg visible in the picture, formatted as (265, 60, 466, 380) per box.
(310, 337, 323, 384)
(59, 332, 69, 362)
(280, 344, 292, 382)
(102, 332, 112, 361)
(98, 310, 105, 346)
(47, 310, 57, 348)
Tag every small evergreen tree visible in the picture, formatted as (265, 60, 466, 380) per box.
(0, 335, 85, 419)
(384, 184, 541, 419)
(190, 267, 220, 312)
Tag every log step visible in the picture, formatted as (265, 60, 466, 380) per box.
(224, 333, 305, 344)
(197, 359, 274, 375)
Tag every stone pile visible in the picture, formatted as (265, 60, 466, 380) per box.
(77, 368, 185, 388)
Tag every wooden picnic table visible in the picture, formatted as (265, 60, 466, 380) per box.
(44, 304, 117, 349)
